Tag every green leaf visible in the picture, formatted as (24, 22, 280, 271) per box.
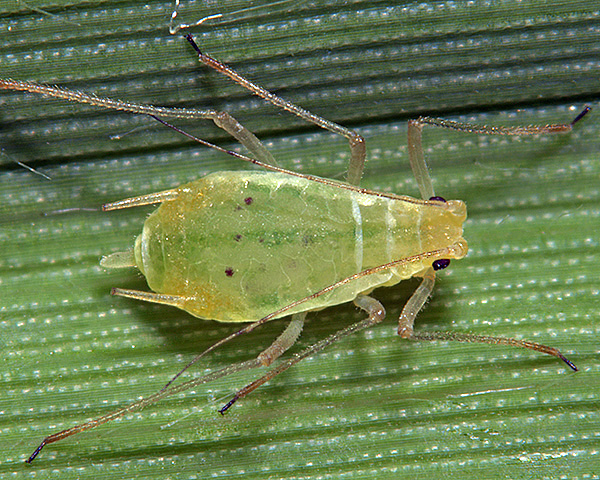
(1, 1, 598, 478)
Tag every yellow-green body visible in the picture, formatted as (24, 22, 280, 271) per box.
(5, 32, 584, 463)
(132, 171, 467, 322)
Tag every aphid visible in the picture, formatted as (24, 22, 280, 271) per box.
(1, 34, 587, 463)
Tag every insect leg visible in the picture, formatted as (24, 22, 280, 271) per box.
(397, 267, 437, 338)
(414, 107, 590, 137)
(258, 312, 305, 366)
(209, 110, 278, 166)
(407, 107, 590, 200)
(185, 34, 367, 186)
(26, 314, 305, 462)
(219, 295, 385, 414)
(26, 357, 263, 463)
(407, 119, 435, 200)
(0, 79, 277, 167)
(398, 269, 578, 370)
(410, 330, 578, 370)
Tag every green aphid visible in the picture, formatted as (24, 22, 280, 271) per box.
(1, 34, 587, 463)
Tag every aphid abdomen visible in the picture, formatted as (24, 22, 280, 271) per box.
(134, 171, 466, 322)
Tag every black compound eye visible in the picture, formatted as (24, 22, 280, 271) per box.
(429, 196, 447, 203)
(432, 259, 451, 271)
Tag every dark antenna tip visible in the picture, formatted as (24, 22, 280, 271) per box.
(219, 396, 238, 415)
(184, 33, 202, 54)
(26, 442, 45, 464)
(571, 105, 591, 126)
(559, 354, 578, 372)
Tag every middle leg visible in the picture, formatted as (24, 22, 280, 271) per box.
(219, 294, 386, 414)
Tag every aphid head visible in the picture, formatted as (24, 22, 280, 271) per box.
(418, 198, 468, 270)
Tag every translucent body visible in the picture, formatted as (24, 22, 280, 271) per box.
(130, 171, 467, 321)
(2, 34, 582, 463)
